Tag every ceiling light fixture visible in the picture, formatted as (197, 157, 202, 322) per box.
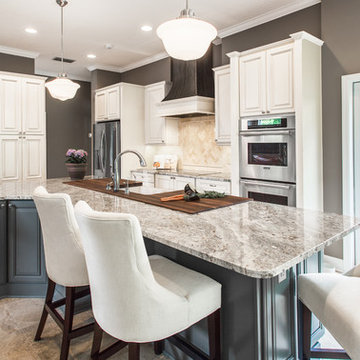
(25, 27, 37, 34)
(156, 0, 217, 61)
(87, 54, 96, 59)
(141, 25, 152, 32)
(45, 0, 80, 101)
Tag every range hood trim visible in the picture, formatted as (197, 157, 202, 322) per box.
(157, 95, 214, 118)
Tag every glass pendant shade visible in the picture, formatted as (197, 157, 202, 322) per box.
(157, 17, 217, 61)
(45, 77, 80, 101)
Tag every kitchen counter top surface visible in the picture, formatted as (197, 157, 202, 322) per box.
(1, 178, 359, 279)
(132, 169, 231, 182)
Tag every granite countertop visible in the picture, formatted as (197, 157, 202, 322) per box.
(132, 169, 231, 182)
(1, 178, 359, 279)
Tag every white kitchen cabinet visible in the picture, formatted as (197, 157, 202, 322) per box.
(240, 52, 266, 117)
(266, 44, 294, 114)
(239, 43, 294, 116)
(131, 171, 154, 185)
(95, 86, 120, 122)
(144, 82, 178, 145)
(213, 65, 231, 144)
(155, 174, 195, 191)
(0, 75, 22, 134)
(0, 72, 46, 182)
(195, 179, 231, 195)
(0, 135, 22, 182)
(22, 78, 46, 135)
(22, 135, 46, 181)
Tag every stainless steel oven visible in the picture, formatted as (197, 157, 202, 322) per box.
(239, 115, 295, 183)
(241, 179, 296, 207)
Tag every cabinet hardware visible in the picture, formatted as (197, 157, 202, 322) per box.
(266, 111, 270, 114)
(209, 184, 216, 187)
(0, 203, 5, 208)
(261, 111, 265, 114)
(8, 204, 14, 208)
(215, 139, 218, 142)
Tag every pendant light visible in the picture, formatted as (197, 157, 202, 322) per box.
(156, 0, 217, 61)
(45, 0, 80, 101)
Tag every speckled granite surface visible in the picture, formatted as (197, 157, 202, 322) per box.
(131, 169, 231, 182)
(1, 178, 359, 279)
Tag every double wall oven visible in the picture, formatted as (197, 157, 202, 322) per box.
(240, 115, 296, 206)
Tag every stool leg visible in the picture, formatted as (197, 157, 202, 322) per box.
(34, 279, 56, 341)
(91, 321, 103, 360)
(60, 287, 75, 360)
(302, 303, 312, 360)
(154, 340, 164, 355)
(129, 343, 140, 360)
(208, 309, 221, 360)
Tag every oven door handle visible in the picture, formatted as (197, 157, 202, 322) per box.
(240, 180, 295, 190)
(239, 130, 295, 136)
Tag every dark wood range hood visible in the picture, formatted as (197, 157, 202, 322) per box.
(157, 46, 215, 118)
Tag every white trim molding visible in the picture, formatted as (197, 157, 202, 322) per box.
(290, 31, 324, 46)
(118, 52, 168, 73)
(86, 64, 122, 73)
(218, 0, 321, 39)
(35, 69, 89, 82)
(0, 45, 39, 59)
(342, 73, 360, 270)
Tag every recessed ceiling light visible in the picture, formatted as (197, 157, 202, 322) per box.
(87, 54, 96, 59)
(25, 27, 37, 34)
(141, 25, 152, 32)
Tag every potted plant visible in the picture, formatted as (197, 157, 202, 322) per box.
(65, 149, 88, 180)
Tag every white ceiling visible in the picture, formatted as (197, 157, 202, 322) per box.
(0, 0, 320, 81)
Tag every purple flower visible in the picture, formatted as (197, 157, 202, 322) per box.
(66, 149, 76, 156)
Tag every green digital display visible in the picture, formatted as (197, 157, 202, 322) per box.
(259, 118, 281, 126)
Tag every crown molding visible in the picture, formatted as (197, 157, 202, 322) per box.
(290, 31, 324, 46)
(86, 64, 122, 73)
(35, 69, 90, 82)
(0, 45, 39, 59)
(117, 52, 169, 73)
(218, 0, 321, 39)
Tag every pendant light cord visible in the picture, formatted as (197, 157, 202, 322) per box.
(61, 4, 64, 74)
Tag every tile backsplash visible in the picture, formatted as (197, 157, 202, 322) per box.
(145, 116, 231, 173)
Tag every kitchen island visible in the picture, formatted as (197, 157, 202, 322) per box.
(1, 178, 359, 360)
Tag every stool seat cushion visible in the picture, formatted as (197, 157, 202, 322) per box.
(298, 273, 360, 360)
(150, 255, 221, 327)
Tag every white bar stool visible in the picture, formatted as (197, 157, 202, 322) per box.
(74, 200, 222, 360)
(298, 265, 360, 359)
(33, 186, 94, 360)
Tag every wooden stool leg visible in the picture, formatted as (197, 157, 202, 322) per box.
(60, 287, 75, 360)
(154, 340, 164, 355)
(91, 321, 104, 360)
(34, 279, 56, 341)
(302, 303, 312, 360)
(208, 309, 221, 360)
(128, 343, 140, 360)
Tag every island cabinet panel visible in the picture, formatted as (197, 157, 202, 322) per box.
(7, 200, 46, 284)
(0, 201, 7, 286)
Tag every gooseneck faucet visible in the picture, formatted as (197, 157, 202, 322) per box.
(113, 150, 147, 192)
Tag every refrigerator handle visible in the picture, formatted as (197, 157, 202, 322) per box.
(99, 129, 105, 173)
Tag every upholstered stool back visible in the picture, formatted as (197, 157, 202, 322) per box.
(33, 186, 88, 287)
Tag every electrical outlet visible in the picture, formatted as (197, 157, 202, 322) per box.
(278, 270, 287, 283)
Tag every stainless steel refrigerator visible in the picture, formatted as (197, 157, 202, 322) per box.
(93, 120, 120, 178)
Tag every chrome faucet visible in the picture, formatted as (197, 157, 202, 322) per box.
(113, 150, 147, 192)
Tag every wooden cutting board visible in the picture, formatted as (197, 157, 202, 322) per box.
(64, 178, 252, 214)
(64, 178, 143, 190)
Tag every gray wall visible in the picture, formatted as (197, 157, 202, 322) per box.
(0, 53, 34, 74)
(221, 4, 321, 63)
(45, 78, 91, 178)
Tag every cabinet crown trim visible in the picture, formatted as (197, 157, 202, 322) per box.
(290, 31, 324, 47)
(0, 71, 46, 81)
(213, 64, 230, 72)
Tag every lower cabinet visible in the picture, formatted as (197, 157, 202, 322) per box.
(0, 200, 47, 298)
(196, 179, 231, 194)
(0, 201, 7, 286)
(155, 174, 196, 191)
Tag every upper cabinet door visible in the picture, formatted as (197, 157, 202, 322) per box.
(145, 84, 165, 144)
(0, 75, 22, 134)
(0, 135, 22, 182)
(214, 66, 231, 144)
(107, 87, 120, 119)
(266, 44, 294, 114)
(22, 78, 45, 134)
(95, 91, 107, 121)
(22, 135, 46, 181)
(240, 51, 266, 117)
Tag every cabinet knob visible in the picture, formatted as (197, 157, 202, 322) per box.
(0, 203, 5, 208)
(261, 111, 266, 114)
(8, 204, 14, 208)
(266, 111, 270, 114)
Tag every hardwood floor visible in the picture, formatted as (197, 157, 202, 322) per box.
(0, 298, 170, 360)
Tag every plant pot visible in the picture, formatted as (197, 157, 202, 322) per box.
(66, 163, 87, 180)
